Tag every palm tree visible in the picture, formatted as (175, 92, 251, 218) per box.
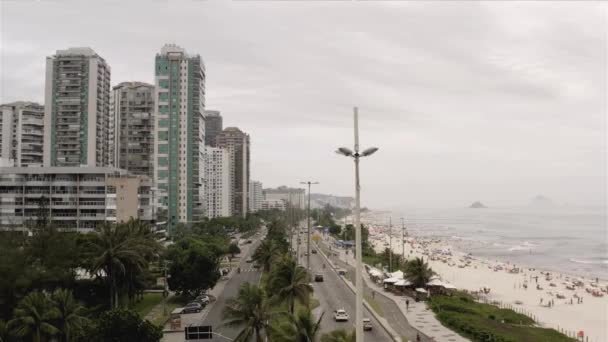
(271, 308, 323, 342)
(404, 257, 436, 288)
(252, 239, 282, 272)
(320, 329, 355, 342)
(8, 291, 59, 342)
(50, 289, 89, 342)
(0, 319, 10, 342)
(85, 223, 148, 308)
(268, 255, 313, 314)
(222, 283, 284, 342)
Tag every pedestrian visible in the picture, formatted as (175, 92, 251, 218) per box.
(570, 298, 573, 305)
(416, 332, 421, 342)
(372, 290, 375, 299)
(540, 298, 543, 305)
(406, 299, 410, 311)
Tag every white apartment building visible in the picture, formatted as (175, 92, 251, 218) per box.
(261, 199, 286, 211)
(204, 146, 232, 218)
(43, 47, 111, 167)
(153, 44, 206, 229)
(263, 186, 306, 209)
(0, 167, 153, 231)
(249, 180, 263, 213)
(0, 102, 44, 167)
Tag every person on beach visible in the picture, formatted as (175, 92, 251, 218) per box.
(406, 299, 410, 311)
(540, 298, 543, 305)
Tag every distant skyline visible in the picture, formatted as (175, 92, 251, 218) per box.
(1, 1, 605, 209)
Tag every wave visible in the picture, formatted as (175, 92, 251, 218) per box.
(569, 258, 608, 265)
(508, 241, 540, 252)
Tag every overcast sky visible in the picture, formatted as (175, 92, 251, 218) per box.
(0, 1, 605, 209)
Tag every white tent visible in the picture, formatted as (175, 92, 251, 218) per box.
(427, 278, 445, 286)
(443, 283, 457, 289)
(370, 269, 383, 277)
(395, 279, 412, 287)
(383, 277, 399, 284)
(415, 288, 428, 293)
(390, 270, 404, 279)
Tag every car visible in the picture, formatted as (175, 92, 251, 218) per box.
(194, 295, 210, 305)
(314, 274, 324, 282)
(333, 309, 349, 322)
(246, 239, 253, 244)
(312, 249, 317, 254)
(253, 263, 261, 269)
(363, 318, 373, 331)
(246, 257, 253, 263)
(182, 302, 202, 314)
(338, 269, 347, 276)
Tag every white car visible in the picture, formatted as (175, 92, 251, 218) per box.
(333, 309, 349, 322)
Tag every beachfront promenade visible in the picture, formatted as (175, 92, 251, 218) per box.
(317, 238, 468, 342)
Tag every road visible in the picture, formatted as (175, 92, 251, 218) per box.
(306, 243, 393, 341)
(318, 239, 433, 342)
(199, 235, 264, 341)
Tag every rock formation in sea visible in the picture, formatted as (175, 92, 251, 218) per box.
(469, 201, 487, 208)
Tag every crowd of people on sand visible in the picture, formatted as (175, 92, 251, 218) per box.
(347, 211, 608, 342)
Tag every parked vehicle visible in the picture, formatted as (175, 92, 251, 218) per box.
(246, 257, 254, 263)
(333, 309, 349, 322)
(338, 269, 347, 276)
(195, 295, 210, 305)
(312, 249, 318, 254)
(363, 318, 373, 331)
(182, 302, 202, 314)
(314, 274, 324, 282)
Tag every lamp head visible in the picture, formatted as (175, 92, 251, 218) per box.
(361, 147, 379, 157)
(336, 147, 354, 157)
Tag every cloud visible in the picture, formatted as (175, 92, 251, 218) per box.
(0, 1, 604, 208)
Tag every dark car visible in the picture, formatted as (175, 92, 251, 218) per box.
(314, 274, 324, 282)
(182, 302, 202, 314)
(246, 239, 253, 244)
(312, 249, 318, 254)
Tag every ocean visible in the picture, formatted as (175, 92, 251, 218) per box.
(391, 206, 608, 280)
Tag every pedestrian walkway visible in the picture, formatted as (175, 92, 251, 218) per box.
(333, 246, 469, 342)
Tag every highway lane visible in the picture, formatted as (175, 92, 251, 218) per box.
(199, 234, 264, 341)
(308, 247, 393, 341)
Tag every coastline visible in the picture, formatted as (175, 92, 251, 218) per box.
(349, 210, 608, 342)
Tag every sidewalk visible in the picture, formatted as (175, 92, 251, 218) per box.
(325, 241, 469, 342)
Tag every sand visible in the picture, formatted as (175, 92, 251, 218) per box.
(350, 212, 608, 342)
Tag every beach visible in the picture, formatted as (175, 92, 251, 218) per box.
(353, 210, 608, 342)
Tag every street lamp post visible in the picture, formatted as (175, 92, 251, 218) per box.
(401, 217, 406, 262)
(336, 107, 378, 342)
(389, 216, 392, 273)
(300, 181, 318, 275)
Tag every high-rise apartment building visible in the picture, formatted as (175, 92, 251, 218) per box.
(249, 180, 263, 213)
(204, 110, 222, 146)
(216, 127, 250, 217)
(0, 102, 44, 167)
(263, 186, 306, 209)
(153, 44, 206, 228)
(204, 146, 232, 218)
(110, 82, 155, 177)
(43, 47, 111, 167)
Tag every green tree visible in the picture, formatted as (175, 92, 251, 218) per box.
(89, 308, 161, 342)
(272, 308, 323, 342)
(222, 283, 283, 342)
(84, 222, 158, 308)
(8, 291, 59, 342)
(50, 289, 88, 342)
(166, 238, 222, 297)
(320, 329, 356, 342)
(404, 257, 436, 288)
(0, 319, 11, 342)
(268, 255, 313, 314)
(228, 243, 241, 258)
(252, 239, 283, 272)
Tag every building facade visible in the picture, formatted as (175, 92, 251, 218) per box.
(110, 82, 155, 177)
(204, 146, 232, 218)
(0, 167, 152, 231)
(263, 186, 306, 209)
(249, 180, 263, 213)
(260, 199, 286, 211)
(153, 44, 206, 228)
(216, 127, 250, 217)
(44, 47, 111, 167)
(0, 102, 45, 167)
(204, 110, 222, 147)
